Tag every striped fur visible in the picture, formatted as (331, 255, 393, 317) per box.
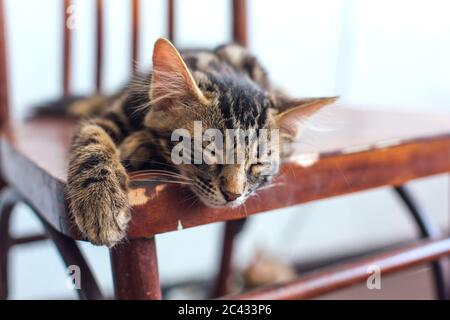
(66, 39, 336, 246)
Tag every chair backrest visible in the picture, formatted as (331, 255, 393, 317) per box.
(0, 0, 8, 128)
(0, 0, 248, 128)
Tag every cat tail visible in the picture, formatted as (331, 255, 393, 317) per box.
(30, 94, 110, 119)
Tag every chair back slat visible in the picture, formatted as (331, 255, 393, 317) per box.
(0, 0, 250, 115)
(232, 0, 247, 47)
(62, 0, 73, 96)
(95, 0, 104, 92)
(167, 0, 175, 43)
(131, 0, 140, 73)
(0, 0, 9, 127)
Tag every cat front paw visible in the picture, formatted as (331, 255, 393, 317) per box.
(67, 121, 132, 247)
(70, 188, 131, 247)
(68, 167, 131, 247)
(78, 206, 130, 247)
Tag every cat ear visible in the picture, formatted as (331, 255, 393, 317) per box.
(273, 96, 338, 137)
(149, 38, 207, 109)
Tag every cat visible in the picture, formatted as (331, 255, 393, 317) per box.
(64, 38, 337, 247)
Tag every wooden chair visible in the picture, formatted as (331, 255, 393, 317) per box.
(1, 0, 450, 300)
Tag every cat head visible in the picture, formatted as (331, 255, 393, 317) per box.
(144, 38, 337, 208)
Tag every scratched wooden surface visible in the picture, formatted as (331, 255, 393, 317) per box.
(0, 107, 450, 239)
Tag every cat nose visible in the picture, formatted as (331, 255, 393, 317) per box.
(221, 189, 241, 202)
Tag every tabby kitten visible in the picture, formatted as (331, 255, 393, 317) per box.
(66, 38, 336, 247)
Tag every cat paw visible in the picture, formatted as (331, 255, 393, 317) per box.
(77, 206, 130, 248)
(67, 121, 132, 247)
(68, 168, 131, 247)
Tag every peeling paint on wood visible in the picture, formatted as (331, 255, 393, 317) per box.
(374, 138, 402, 149)
(288, 153, 320, 167)
(128, 188, 148, 206)
(342, 144, 372, 154)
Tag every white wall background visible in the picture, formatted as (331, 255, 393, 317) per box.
(3, 0, 450, 298)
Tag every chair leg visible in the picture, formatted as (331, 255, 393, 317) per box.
(39, 217, 103, 300)
(0, 187, 103, 300)
(0, 188, 16, 299)
(212, 218, 247, 297)
(394, 185, 450, 300)
(110, 237, 161, 300)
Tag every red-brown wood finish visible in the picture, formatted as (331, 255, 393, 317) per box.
(0, 0, 9, 128)
(95, 0, 104, 92)
(10, 234, 47, 245)
(110, 237, 162, 300)
(1, 0, 450, 300)
(224, 238, 450, 300)
(232, 0, 247, 47)
(167, 0, 175, 43)
(213, 219, 246, 297)
(62, 0, 73, 96)
(127, 135, 450, 238)
(1, 109, 450, 240)
(131, 0, 140, 73)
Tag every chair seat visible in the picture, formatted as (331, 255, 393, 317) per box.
(1, 107, 450, 239)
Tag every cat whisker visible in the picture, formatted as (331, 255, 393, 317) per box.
(129, 170, 188, 177)
(130, 170, 193, 181)
(130, 172, 190, 179)
(188, 196, 200, 209)
(257, 182, 286, 191)
(121, 157, 180, 170)
(130, 175, 193, 184)
(180, 192, 199, 205)
(130, 168, 191, 176)
(242, 202, 248, 217)
(131, 178, 193, 185)
(288, 140, 352, 188)
(249, 192, 261, 201)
